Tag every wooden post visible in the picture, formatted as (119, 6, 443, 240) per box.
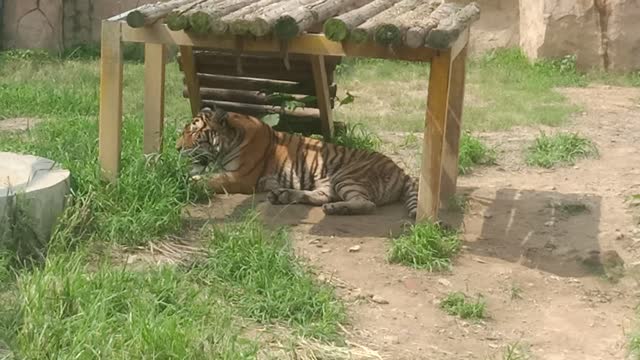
(180, 46, 202, 116)
(98, 21, 124, 182)
(440, 45, 468, 205)
(416, 50, 452, 222)
(143, 43, 166, 154)
(310, 55, 334, 140)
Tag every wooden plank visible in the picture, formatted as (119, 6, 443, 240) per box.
(143, 43, 166, 154)
(120, 23, 436, 62)
(179, 46, 201, 116)
(192, 73, 337, 96)
(310, 55, 334, 140)
(201, 100, 320, 119)
(439, 45, 467, 206)
(416, 49, 452, 222)
(98, 20, 124, 182)
(185, 87, 322, 108)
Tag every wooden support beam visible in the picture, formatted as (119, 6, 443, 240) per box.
(439, 45, 467, 206)
(143, 43, 166, 154)
(98, 21, 124, 182)
(310, 55, 334, 140)
(179, 46, 201, 116)
(416, 50, 452, 222)
(192, 73, 337, 96)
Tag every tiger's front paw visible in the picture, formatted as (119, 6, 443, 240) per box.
(267, 188, 297, 204)
(322, 203, 350, 215)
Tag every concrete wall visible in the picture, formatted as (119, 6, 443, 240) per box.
(1, 0, 154, 52)
(1, 0, 639, 71)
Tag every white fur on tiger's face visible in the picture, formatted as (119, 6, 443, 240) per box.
(177, 108, 418, 220)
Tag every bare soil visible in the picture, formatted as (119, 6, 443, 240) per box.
(162, 85, 640, 359)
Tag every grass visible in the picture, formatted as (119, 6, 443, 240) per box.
(335, 49, 586, 132)
(525, 132, 598, 168)
(388, 222, 461, 271)
(489, 341, 532, 360)
(440, 292, 487, 320)
(0, 213, 346, 358)
(458, 132, 496, 174)
(557, 202, 590, 216)
(192, 212, 346, 341)
(333, 122, 381, 151)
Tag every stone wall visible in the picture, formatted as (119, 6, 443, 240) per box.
(1, 0, 639, 71)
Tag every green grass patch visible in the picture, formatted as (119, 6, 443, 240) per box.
(0, 253, 257, 359)
(333, 122, 381, 151)
(440, 292, 487, 320)
(458, 132, 496, 174)
(335, 49, 586, 132)
(525, 132, 598, 168)
(388, 222, 460, 271)
(192, 212, 346, 341)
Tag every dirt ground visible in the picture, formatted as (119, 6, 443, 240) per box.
(187, 85, 640, 359)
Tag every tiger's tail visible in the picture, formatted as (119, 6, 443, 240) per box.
(402, 175, 418, 219)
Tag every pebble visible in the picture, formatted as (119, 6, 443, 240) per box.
(371, 295, 389, 304)
(321, 249, 331, 253)
(348, 245, 361, 253)
(615, 231, 624, 240)
(544, 220, 555, 227)
(438, 278, 452, 287)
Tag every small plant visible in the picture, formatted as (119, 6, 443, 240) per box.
(497, 341, 531, 360)
(525, 132, 598, 168)
(440, 291, 486, 320)
(557, 202, 590, 216)
(333, 123, 382, 151)
(459, 132, 496, 174)
(446, 194, 469, 213)
(388, 222, 460, 271)
(401, 133, 420, 149)
(509, 284, 523, 300)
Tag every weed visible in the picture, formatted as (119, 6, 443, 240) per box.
(557, 202, 590, 216)
(494, 341, 531, 360)
(509, 284, 523, 300)
(401, 133, 420, 149)
(192, 212, 346, 341)
(446, 194, 469, 213)
(459, 132, 496, 174)
(333, 123, 382, 151)
(388, 222, 460, 271)
(440, 292, 486, 320)
(525, 132, 598, 168)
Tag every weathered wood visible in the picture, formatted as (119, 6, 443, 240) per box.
(184, 87, 322, 108)
(323, 0, 398, 42)
(201, 100, 320, 120)
(186, 0, 256, 35)
(143, 43, 166, 154)
(417, 50, 452, 222)
(164, 0, 206, 31)
(126, 0, 194, 28)
(236, 0, 317, 37)
(405, 2, 456, 48)
(273, 0, 371, 41)
(221, 0, 282, 36)
(98, 21, 124, 182)
(121, 26, 436, 62)
(424, 2, 480, 49)
(373, 0, 442, 46)
(192, 74, 337, 97)
(180, 46, 202, 116)
(350, 0, 421, 44)
(310, 55, 335, 140)
(440, 46, 467, 204)
(196, 64, 325, 83)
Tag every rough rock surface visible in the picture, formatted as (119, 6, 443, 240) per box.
(606, 0, 640, 71)
(519, 0, 603, 70)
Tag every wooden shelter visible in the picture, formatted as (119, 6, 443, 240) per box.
(99, 0, 480, 222)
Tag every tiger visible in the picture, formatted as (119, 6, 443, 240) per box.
(176, 107, 419, 219)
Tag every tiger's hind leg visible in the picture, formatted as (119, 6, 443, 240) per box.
(322, 182, 376, 215)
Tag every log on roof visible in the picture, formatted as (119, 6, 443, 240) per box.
(120, 0, 480, 50)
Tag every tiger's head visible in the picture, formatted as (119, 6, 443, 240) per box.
(176, 107, 229, 176)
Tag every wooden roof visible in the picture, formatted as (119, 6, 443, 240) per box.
(115, 0, 480, 50)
